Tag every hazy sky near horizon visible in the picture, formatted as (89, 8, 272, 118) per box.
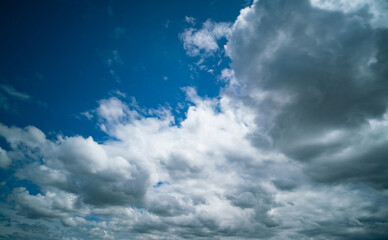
(1, 0, 388, 239)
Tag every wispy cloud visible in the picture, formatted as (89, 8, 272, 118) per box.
(0, 84, 30, 101)
(0, 83, 32, 111)
(100, 49, 124, 83)
(185, 16, 196, 25)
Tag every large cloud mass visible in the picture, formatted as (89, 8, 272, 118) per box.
(1, 0, 388, 239)
(225, 0, 388, 189)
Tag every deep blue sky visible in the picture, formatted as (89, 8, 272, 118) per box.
(0, 0, 246, 139)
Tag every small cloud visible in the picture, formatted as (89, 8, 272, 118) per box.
(102, 49, 124, 67)
(180, 19, 231, 57)
(97, 97, 128, 123)
(109, 70, 121, 83)
(0, 84, 30, 101)
(99, 49, 124, 83)
(0, 83, 34, 112)
(112, 90, 127, 98)
(185, 16, 196, 25)
(0, 83, 47, 112)
(80, 111, 94, 120)
(111, 50, 124, 65)
(163, 76, 168, 81)
(163, 20, 171, 28)
(196, 58, 205, 65)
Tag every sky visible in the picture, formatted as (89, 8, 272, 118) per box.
(0, 0, 388, 239)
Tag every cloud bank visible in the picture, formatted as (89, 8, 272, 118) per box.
(1, 0, 388, 239)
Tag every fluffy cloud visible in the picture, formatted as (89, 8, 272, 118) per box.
(1, 0, 388, 239)
(226, 0, 388, 189)
(1, 90, 294, 238)
(2, 89, 388, 239)
(180, 20, 231, 57)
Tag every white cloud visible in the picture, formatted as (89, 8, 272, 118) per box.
(185, 16, 196, 25)
(180, 20, 231, 57)
(3, 83, 387, 238)
(0, 88, 293, 237)
(97, 97, 129, 123)
(0, 123, 47, 150)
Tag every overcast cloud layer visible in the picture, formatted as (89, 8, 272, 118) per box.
(1, 0, 388, 239)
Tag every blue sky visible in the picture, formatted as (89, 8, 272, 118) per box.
(1, 0, 388, 239)
(0, 0, 245, 139)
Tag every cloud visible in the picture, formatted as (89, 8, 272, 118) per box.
(310, 0, 388, 28)
(10, 187, 80, 219)
(1, 0, 388, 239)
(1, 89, 291, 238)
(0, 83, 47, 112)
(180, 20, 231, 57)
(225, 0, 388, 189)
(0, 84, 30, 101)
(100, 49, 124, 82)
(0, 123, 46, 149)
(0, 83, 31, 111)
(97, 97, 129, 123)
(3, 86, 388, 238)
(185, 16, 196, 25)
(0, 146, 11, 168)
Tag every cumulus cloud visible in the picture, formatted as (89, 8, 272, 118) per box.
(11, 187, 80, 219)
(224, 0, 388, 192)
(2, 88, 388, 239)
(1, 0, 388, 239)
(1, 89, 293, 238)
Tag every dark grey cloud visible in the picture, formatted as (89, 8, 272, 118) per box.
(226, 0, 388, 190)
(229, 0, 387, 129)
